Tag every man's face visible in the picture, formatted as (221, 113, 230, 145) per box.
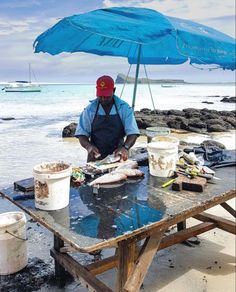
(98, 95, 113, 106)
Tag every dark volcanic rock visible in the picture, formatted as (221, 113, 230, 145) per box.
(167, 109, 185, 116)
(62, 108, 236, 136)
(188, 118, 207, 129)
(222, 117, 236, 128)
(201, 140, 226, 149)
(220, 96, 236, 103)
(1, 117, 15, 120)
(207, 124, 227, 132)
(62, 122, 77, 137)
(202, 101, 214, 104)
(183, 108, 200, 119)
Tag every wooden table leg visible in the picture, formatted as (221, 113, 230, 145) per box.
(117, 230, 164, 292)
(116, 238, 136, 292)
(54, 235, 69, 287)
(220, 202, 236, 218)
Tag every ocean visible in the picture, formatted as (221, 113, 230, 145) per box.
(0, 83, 235, 188)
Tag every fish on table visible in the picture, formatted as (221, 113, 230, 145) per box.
(88, 162, 144, 187)
(88, 172, 127, 187)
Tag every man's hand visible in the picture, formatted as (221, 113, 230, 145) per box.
(87, 145, 101, 160)
(114, 147, 128, 161)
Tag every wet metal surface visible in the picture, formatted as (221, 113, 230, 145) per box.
(0, 166, 235, 251)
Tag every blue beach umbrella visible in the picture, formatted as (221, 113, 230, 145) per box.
(34, 7, 236, 108)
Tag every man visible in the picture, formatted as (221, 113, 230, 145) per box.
(75, 75, 140, 162)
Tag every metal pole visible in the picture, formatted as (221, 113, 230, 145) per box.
(29, 63, 31, 83)
(132, 44, 142, 109)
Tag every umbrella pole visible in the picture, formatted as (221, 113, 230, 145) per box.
(132, 44, 142, 109)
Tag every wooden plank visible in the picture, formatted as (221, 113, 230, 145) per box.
(193, 212, 236, 234)
(116, 239, 136, 292)
(220, 202, 236, 218)
(123, 230, 165, 292)
(50, 248, 113, 292)
(159, 222, 216, 249)
(86, 222, 216, 276)
(86, 255, 118, 275)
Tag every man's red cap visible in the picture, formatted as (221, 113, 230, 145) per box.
(96, 75, 114, 97)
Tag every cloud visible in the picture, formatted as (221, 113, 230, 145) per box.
(103, 0, 235, 21)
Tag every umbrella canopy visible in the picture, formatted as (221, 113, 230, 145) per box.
(34, 7, 236, 107)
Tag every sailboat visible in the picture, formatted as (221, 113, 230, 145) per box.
(4, 64, 41, 92)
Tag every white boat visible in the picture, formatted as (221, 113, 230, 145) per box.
(161, 84, 176, 88)
(4, 81, 41, 92)
(3, 64, 41, 92)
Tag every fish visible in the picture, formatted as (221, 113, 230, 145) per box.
(114, 168, 144, 177)
(88, 172, 127, 186)
(115, 160, 138, 170)
(95, 154, 121, 166)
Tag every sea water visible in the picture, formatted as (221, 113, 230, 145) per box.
(0, 83, 235, 188)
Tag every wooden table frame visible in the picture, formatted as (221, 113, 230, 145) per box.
(1, 184, 235, 292)
(49, 192, 235, 292)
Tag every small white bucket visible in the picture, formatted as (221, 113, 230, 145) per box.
(0, 212, 28, 275)
(147, 141, 178, 177)
(33, 162, 72, 210)
(152, 136, 179, 159)
(146, 127, 170, 143)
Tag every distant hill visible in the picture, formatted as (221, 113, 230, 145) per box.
(115, 73, 186, 84)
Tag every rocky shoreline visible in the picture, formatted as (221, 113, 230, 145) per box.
(62, 107, 236, 137)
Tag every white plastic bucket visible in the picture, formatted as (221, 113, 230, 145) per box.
(0, 212, 28, 275)
(147, 141, 178, 177)
(146, 127, 170, 143)
(152, 136, 179, 162)
(33, 162, 72, 210)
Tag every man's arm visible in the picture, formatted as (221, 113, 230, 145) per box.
(77, 135, 100, 159)
(114, 134, 138, 161)
(123, 134, 138, 149)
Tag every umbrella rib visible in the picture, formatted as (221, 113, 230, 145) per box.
(66, 17, 142, 45)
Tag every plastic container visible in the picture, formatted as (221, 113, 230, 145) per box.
(146, 127, 170, 143)
(147, 141, 178, 177)
(33, 162, 72, 210)
(0, 212, 28, 275)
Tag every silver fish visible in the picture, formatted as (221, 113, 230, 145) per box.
(114, 168, 144, 177)
(95, 154, 121, 166)
(89, 172, 127, 186)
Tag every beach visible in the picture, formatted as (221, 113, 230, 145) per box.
(0, 83, 235, 291)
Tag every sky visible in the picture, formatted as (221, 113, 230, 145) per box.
(0, 0, 235, 83)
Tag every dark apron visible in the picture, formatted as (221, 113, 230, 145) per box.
(89, 100, 125, 161)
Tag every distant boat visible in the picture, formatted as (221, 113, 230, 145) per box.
(161, 84, 176, 88)
(3, 64, 41, 92)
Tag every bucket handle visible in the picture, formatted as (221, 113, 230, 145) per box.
(5, 230, 28, 241)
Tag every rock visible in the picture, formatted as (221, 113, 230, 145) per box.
(188, 118, 207, 129)
(1, 117, 15, 120)
(222, 117, 236, 128)
(140, 108, 152, 114)
(201, 140, 226, 149)
(207, 124, 227, 132)
(167, 109, 185, 116)
(220, 96, 236, 103)
(62, 108, 236, 136)
(219, 111, 235, 118)
(62, 122, 77, 137)
(202, 101, 214, 104)
(183, 108, 200, 119)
